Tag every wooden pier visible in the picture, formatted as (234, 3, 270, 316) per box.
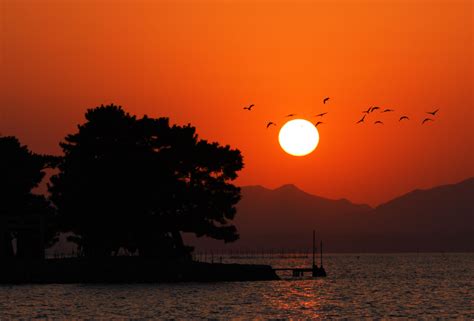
(272, 230, 327, 278)
(273, 267, 313, 277)
(193, 230, 327, 278)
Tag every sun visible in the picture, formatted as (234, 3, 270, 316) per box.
(278, 119, 319, 156)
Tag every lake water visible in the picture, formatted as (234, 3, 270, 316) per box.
(0, 253, 472, 318)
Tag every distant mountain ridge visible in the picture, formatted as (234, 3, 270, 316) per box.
(187, 178, 474, 252)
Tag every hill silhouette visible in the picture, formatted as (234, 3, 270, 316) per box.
(365, 177, 474, 252)
(186, 178, 474, 252)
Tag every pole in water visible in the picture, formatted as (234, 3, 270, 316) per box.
(312, 230, 315, 268)
(320, 240, 323, 268)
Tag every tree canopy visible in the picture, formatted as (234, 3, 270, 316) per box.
(49, 104, 244, 258)
(0, 136, 58, 257)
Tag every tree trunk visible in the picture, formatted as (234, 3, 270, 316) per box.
(1, 232, 14, 258)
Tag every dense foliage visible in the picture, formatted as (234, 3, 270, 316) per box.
(0, 136, 58, 257)
(49, 104, 243, 258)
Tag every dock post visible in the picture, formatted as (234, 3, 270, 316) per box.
(312, 230, 315, 268)
(320, 240, 323, 268)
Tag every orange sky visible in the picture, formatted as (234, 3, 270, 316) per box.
(1, 0, 473, 206)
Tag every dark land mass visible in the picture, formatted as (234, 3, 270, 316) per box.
(0, 258, 279, 284)
(2, 106, 272, 284)
(187, 178, 474, 252)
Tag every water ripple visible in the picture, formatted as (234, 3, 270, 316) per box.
(0, 253, 473, 318)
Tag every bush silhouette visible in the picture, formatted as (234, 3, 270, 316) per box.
(49, 104, 243, 258)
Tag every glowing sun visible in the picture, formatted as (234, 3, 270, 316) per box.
(278, 119, 319, 156)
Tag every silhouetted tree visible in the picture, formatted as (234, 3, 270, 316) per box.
(49, 104, 243, 258)
(0, 136, 58, 258)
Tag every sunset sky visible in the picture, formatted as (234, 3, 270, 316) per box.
(1, 0, 473, 206)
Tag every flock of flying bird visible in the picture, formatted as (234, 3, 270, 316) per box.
(242, 98, 440, 128)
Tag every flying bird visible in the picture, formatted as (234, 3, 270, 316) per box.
(374, 120, 384, 125)
(362, 108, 371, 114)
(323, 97, 330, 104)
(426, 109, 439, 116)
(399, 116, 409, 121)
(285, 113, 296, 117)
(382, 109, 394, 113)
(266, 122, 276, 128)
(370, 106, 380, 112)
(422, 118, 434, 124)
(315, 112, 328, 117)
(356, 114, 366, 124)
(243, 104, 254, 111)
(315, 121, 324, 127)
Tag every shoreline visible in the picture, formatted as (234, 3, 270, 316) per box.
(0, 257, 280, 284)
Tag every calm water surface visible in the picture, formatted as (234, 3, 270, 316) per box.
(0, 253, 472, 318)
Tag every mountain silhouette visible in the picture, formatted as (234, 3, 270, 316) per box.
(363, 177, 474, 252)
(232, 184, 371, 250)
(187, 178, 474, 252)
